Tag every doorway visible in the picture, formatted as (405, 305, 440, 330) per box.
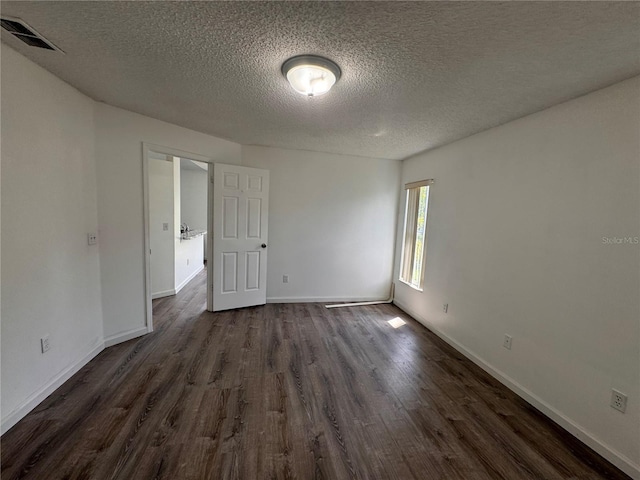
(143, 147, 272, 329)
(142, 144, 214, 332)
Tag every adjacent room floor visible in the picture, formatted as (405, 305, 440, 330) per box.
(1, 271, 630, 479)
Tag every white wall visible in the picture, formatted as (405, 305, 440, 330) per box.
(172, 157, 202, 290)
(393, 77, 640, 477)
(149, 158, 175, 297)
(173, 158, 182, 289)
(175, 160, 206, 291)
(95, 103, 241, 343)
(149, 157, 205, 298)
(1, 45, 104, 432)
(180, 165, 208, 231)
(175, 235, 204, 293)
(241, 146, 401, 302)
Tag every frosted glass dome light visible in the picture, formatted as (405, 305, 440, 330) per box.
(282, 55, 341, 97)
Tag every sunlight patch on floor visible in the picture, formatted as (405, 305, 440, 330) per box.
(387, 317, 406, 329)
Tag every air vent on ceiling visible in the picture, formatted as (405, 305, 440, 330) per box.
(1, 17, 63, 52)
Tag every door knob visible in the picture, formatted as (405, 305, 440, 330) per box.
(261, 243, 267, 248)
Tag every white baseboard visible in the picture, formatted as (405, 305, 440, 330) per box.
(1, 341, 104, 436)
(392, 299, 640, 480)
(267, 295, 384, 304)
(152, 289, 175, 299)
(175, 265, 204, 294)
(104, 326, 148, 348)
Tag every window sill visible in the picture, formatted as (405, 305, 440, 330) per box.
(398, 279, 423, 292)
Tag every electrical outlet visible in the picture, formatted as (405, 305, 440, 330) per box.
(41, 335, 50, 353)
(443, 303, 448, 313)
(87, 233, 97, 245)
(283, 275, 289, 284)
(187, 259, 190, 265)
(610, 389, 627, 413)
(162, 223, 169, 231)
(503, 334, 513, 350)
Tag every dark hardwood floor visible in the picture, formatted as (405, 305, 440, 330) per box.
(1, 270, 631, 479)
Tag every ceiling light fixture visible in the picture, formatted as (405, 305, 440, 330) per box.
(282, 55, 341, 97)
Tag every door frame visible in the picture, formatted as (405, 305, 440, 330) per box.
(142, 142, 214, 333)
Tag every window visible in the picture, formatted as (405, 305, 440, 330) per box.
(400, 179, 432, 290)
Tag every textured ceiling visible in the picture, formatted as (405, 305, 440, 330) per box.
(2, 1, 639, 160)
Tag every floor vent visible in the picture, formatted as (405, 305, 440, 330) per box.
(1, 17, 63, 52)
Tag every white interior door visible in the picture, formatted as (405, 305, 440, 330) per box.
(213, 164, 269, 311)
